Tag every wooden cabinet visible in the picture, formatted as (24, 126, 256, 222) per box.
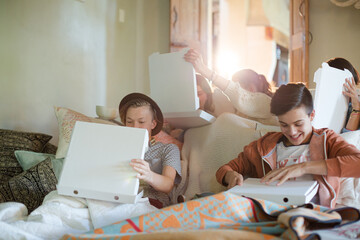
(170, 0, 211, 65)
(289, 0, 309, 85)
(170, 0, 309, 85)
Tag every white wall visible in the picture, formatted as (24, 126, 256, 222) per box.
(309, 1, 360, 89)
(0, 0, 169, 144)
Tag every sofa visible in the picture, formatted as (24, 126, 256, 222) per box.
(1, 107, 360, 239)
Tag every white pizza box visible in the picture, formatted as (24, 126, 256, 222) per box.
(164, 109, 216, 129)
(227, 178, 319, 206)
(312, 62, 353, 133)
(149, 49, 215, 129)
(57, 121, 148, 204)
(149, 48, 198, 113)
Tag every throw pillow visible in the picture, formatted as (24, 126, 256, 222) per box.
(336, 130, 360, 208)
(14, 150, 56, 171)
(0, 157, 57, 213)
(42, 142, 58, 154)
(181, 113, 259, 199)
(54, 106, 117, 158)
(0, 129, 52, 183)
(51, 158, 64, 180)
(340, 130, 360, 149)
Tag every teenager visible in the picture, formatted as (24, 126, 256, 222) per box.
(326, 57, 360, 132)
(184, 48, 278, 126)
(119, 93, 181, 208)
(216, 83, 360, 208)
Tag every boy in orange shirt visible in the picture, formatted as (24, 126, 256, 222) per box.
(216, 83, 360, 208)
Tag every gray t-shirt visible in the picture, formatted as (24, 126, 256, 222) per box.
(139, 141, 181, 207)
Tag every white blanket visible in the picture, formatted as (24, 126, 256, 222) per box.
(0, 191, 157, 240)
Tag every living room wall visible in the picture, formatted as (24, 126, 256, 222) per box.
(309, 0, 360, 89)
(1, 0, 359, 145)
(0, 0, 169, 144)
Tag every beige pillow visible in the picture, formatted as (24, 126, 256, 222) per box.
(54, 107, 117, 158)
(181, 113, 260, 199)
(336, 130, 360, 208)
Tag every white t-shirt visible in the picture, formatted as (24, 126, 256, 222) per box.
(276, 141, 314, 181)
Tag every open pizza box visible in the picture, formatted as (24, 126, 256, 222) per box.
(57, 121, 148, 204)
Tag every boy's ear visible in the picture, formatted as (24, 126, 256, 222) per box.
(310, 110, 315, 121)
(151, 119, 157, 130)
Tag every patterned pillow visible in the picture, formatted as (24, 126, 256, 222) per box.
(0, 129, 52, 183)
(42, 142, 58, 154)
(14, 150, 56, 171)
(54, 107, 117, 158)
(0, 157, 57, 213)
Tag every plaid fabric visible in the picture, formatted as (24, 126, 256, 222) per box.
(61, 192, 360, 240)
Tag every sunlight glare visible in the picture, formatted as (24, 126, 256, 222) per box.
(216, 51, 241, 79)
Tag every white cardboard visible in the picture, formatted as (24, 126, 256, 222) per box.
(149, 48, 198, 113)
(57, 121, 148, 204)
(312, 62, 352, 133)
(149, 49, 215, 129)
(164, 109, 216, 129)
(227, 178, 319, 206)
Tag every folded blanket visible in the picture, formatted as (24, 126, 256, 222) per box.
(0, 190, 91, 240)
(87, 197, 157, 229)
(0, 191, 157, 240)
(61, 192, 360, 240)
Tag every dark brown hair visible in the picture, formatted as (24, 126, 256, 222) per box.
(327, 57, 359, 84)
(232, 69, 273, 97)
(196, 74, 215, 113)
(119, 98, 159, 124)
(270, 83, 313, 116)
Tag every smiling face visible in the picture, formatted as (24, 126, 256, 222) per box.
(278, 105, 315, 146)
(125, 105, 156, 139)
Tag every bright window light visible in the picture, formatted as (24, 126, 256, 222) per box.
(215, 51, 241, 79)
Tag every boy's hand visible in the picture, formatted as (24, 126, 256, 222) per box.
(225, 171, 244, 189)
(130, 159, 154, 184)
(261, 163, 306, 186)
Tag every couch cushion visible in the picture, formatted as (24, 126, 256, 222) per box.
(0, 129, 52, 183)
(337, 130, 360, 208)
(42, 142, 58, 154)
(181, 113, 262, 199)
(0, 157, 57, 213)
(15, 150, 63, 181)
(14, 150, 56, 171)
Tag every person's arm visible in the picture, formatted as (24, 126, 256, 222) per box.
(130, 159, 176, 194)
(216, 141, 259, 188)
(325, 129, 360, 178)
(261, 161, 328, 186)
(262, 129, 360, 185)
(224, 81, 276, 120)
(183, 49, 230, 91)
(184, 49, 276, 122)
(343, 77, 360, 131)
